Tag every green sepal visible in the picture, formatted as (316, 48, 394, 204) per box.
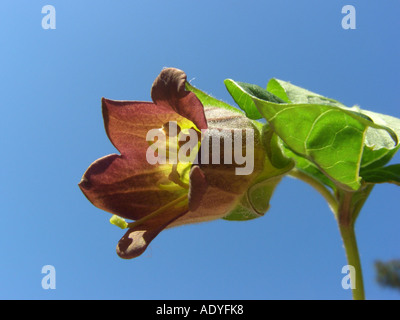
(223, 125, 294, 221)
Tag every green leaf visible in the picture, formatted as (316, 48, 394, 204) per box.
(361, 164, 400, 186)
(268, 79, 400, 170)
(228, 79, 399, 191)
(360, 111, 400, 170)
(256, 102, 366, 190)
(282, 144, 337, 191)
(267, 78, 347, 108)
(224, 79, 285, 120)
(265, 79, 290, 102)
(361, 144, 400, 171)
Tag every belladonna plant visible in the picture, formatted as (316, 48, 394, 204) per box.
(79, 68, 293, 259)
(79, 68, 400, 299)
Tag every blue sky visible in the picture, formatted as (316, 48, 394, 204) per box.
(1, 1, 399, 299)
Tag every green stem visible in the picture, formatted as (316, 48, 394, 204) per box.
(289, 169, 366, 299)
(337, 191, 365, 300)
(339, 223, 365, 300)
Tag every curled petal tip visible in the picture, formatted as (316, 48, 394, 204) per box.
(151, 68, 187, 101)
(78, 176, 90, 190)
(151, 68, 208, 130)
(117, 228, 148, 259)
(116, 206, 188, 259)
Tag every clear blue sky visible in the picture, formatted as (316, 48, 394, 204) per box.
(1, 1, 399, 300)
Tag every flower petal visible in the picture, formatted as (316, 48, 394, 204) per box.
(79, 154, 187, 220)
(169, 181, 238, 227)
(151, 68, 208, 130)
(116, 206, 188, 259)
(102, 98, 187, 159)
(78, 98, 191, 220)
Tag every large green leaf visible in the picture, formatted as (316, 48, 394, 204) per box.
(226, 79, 399, 191)
(268, 79, 400, 169)
(266, 78, 348, 108)
(269, 79, 400, 186)
(282, 144, 337, 191)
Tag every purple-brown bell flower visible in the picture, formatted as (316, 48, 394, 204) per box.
(79, 68, 285, 259)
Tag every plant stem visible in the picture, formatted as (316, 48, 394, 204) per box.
(289, 169, 366, 299)
(339, 223, 365, 300)
(337, 191, 365, 300)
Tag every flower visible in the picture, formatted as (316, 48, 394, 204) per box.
(79, 68, 287, 259)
